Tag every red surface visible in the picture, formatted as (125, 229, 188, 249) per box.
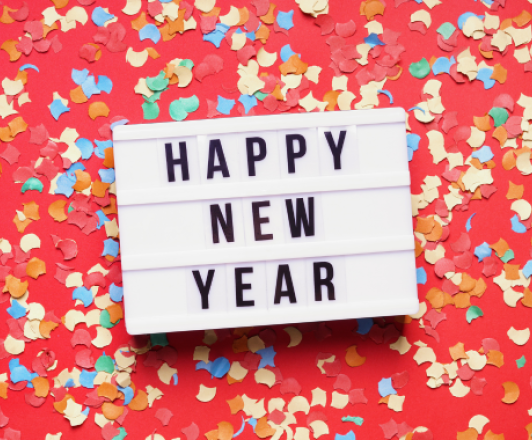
(1, 0, 532, 439)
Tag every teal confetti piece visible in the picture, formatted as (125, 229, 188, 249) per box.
(466, 305, 483, 323)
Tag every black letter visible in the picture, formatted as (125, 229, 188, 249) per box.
(165, 142, 189, 182)
(246, 137, 267, 177)
(252, 201, 273, 241)
(285, 197, 315, 238)
(192, 270, 215, 309)
(210, 204, 234, 244)
(286, 134, 307, 173)
(313, 262, 335, 301)
(207, 139, 230, 179)
(235, 267, 254, 307)
(324, 131, 346, 170)
(274, 264, 297, 304)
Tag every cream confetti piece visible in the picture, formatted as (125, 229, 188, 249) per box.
(257, 48, 277, 67)
(309, 420, 329, 439)
(92, 326, 112, 348)
(390, 336, 412, 355)
(388, 394, 405, 412)
(196, 384, 216, 402)
(255, 368, 275, 387)
(310, 388, 326, 407)
(508, 327, 530, 345)
(469, 415, 489, 434)
(284, 326, 302, 347)
(449, 378, 470, 398)
(126, 48, 149, 67)
(122, 0, 142, 15)
(20, 233, 41, 252)
(330, 392, 349, 409)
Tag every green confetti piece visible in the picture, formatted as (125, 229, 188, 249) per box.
(437, 22, 456, 40)
(342, 416, 364, 426)
(179, 59, 194, 69)
(95, 355, 115, 374)
(516, 355, 526, 369)
(169, 100, 188, 121)
(254, 91, 268, 101)
(466, 305, 484, 323)
(67, 203, 74, 214)
(151, 333, 169, 347)
(145, 90, 165, 103)
(112, 427, 127, 440)
(489, 107, 509, 127)
(180, 95, 199, 113)
(21, 177, 43, 193)
(501, 249, 514, 263)
(142, 101, 160, 120)
(146, 71, 169, 91)
(409, 58, 431, 79)
(100, 309, 119, 329)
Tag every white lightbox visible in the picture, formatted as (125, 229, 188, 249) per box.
(113, 108, 418, 335)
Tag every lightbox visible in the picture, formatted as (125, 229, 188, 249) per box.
(113, 108, 418, 335)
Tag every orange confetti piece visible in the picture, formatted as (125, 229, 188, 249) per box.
(0, 6, 16, 24)
(103, 148, 114, 168)
(323, 91, 340, 111)
(502, 150, 516, 171)
(15, 70, 28, 85)
(106, 304, 123, 324)
(449, 342, 469, 361)
(484, 430, 505, 440)
(13, 214, 32, 233)
(146, 47, 161, 59)
(232, 335, 249, 353)
(473, 115, 491, 132)
(425, 221, 443, 242)
(415, 217, 435, 234)
(102, 402, 125, 420)
(26, 257, 46, 279)
(72, 170, 91, 192)
(226, 395, 244, 415)
(453, 293, 471, 309)
(255, 25, 270, 44)
(42, 21, 59, 38)
(160, 24, 177, 42)
(31, 377, 50, 398)
(486, 350, 504, 368)
(521, 288, 532, 307)
(23, 201, 40, 220)
(506, 181, 524, 200)
(414, 240, 423, 257)
(490, 64, 507, 84)
(478, 43, 493, 59)
(500, 18, 513, 30)
(345, 345, 366, 367)
(457, 428, 478, 440)
(1, 39, 21, 62)
(501, 381, 519, 404)
(128, 390, 149, 411)
(102, 198, 118, 216)
(459, 274, 476, 292)
(131, 12, 149, 31)
(203, 7, 221, 17)
(205, 430, 218, 440)
(237, 7, 249, 26)
(217, 421, 234, 440)
(51, 0, 69, 8)
(272, 84, 284, 101)
(70, 86, 88, 104)
(471, 278, 487, 297)
(492, 126, 507, 146)
(53, 394, 74, 414)
(98, 382, 119, 401)
(490, 238, 510, 257)
(227, 374, 243, 385)
(39, 320, 59, 338)
(0, 382, 7, 399)
(425, 287, 444, 309)
(387, 65, 403, 81)
(88, 102, 110, 120)
(48, 200, 68, 222)
(260, 3, 276, 24)
(503, 263, 520, 280)
(92, 180, 110, 198)
(3, 275, 28, 299)
(279, 54, 308, 75)
(361, 0, 385, 21)
(8, 117, 27, 137)
(513, 10, 532, 27)
(255, 416, 276, 439)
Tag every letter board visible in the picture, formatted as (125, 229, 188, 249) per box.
(113, 108, 418, 335)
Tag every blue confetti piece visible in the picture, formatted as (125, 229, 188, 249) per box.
(280, 44, 298, 62)
(80, 369, 98, 388)
(356, 318, 373, 335)
(413, 0, 422, 3)
(364, 33, 385, 48)
(277, 10, 294, 31)
(238, 94, 258, 114)
(118, 386, 134, 405)
(476, 68, 495, 90)
(7, 300, 27, 319)
(378, 377, 397, 397)
(97, 75, 113, 94)
(75, 138, 94, 160)
(407, 147, 414, 162)
(466, 213, 476, 232)
(203, 30, 226, 48)
(67, 162, 86, 174)
(72, 286, 93, 307)
(110, 119, 129, 130)
(216, 23, 230, 34)
(195, 361, 211, 372)
(19, 64, 39, 72)
(81, 407, 90, 416)
(55, 173, 75, 198)
(94, 139, 113, 158)
(457, 12, 483, 30)
(139, 23, 161, 44)
(150, 333, 169, 347)
(72, 68, 89, 85)
(102, 239, 119, 257)
(233, 417, 246, 438)
(173, 373, 178, 385)
(432, 57, 454, 75)
(81, 75, 101, 99)
(377, 89, 393, 104)
(471, 145, 494, 163)
(10, 362, 37, 384)
(99, 168, 115, 184)
(416, 267, 427, 285)
(109, 283, 124, 302)
(216, 96, 235, 115)
(92, 7, 115, 27)
(50, 99, 70, 121)
(523, 260, 532, 279)
(406, 133, 420, 151)
(257, 346, 277, 369)
(408, 106, 425, 114)
(335, 432, 356, 440)
(246, 31, 256, 41)
(64, 378, 75, 388)
(210, 357, 231, 379)
(511, 214, 527, 234)
(474, 242, 492, 262)
(95, 210, 109, 229)
(247, 419, 257, 431)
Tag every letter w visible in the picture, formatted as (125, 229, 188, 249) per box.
(285, 197, 315, 238)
